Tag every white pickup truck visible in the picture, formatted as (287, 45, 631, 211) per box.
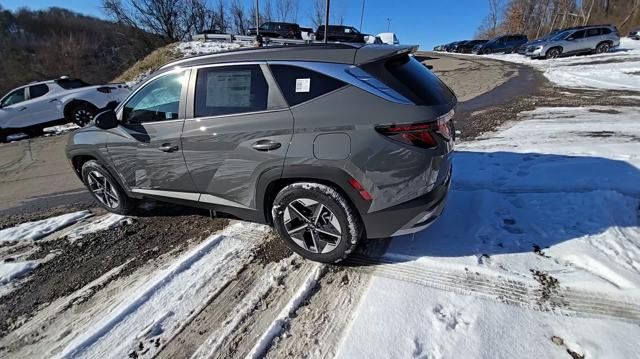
(0, 77, 130, 141)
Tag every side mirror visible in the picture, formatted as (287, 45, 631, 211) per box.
(94, 110, 119, 130)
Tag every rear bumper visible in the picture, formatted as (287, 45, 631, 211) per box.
(361, 166, 452, 239)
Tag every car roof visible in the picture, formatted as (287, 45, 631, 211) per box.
(158, 43, 417, 73)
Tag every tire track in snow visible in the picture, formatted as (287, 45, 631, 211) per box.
(345, 253, 640, 322)
(56, 222, 268, 359)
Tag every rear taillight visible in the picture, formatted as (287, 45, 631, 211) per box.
(375, 109, 454, 148)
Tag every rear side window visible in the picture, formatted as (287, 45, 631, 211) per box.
(195, 65, 268, 117)
(601, 28, 612, 35)
(587, 28, 601, 37)
(29, 84, 49, 99)
(55, 78, 90, 90)
(362, 55, 455, 106)
(270, 65, 346, 106)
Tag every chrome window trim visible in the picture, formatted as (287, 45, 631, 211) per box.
(266, 61, 413, 105)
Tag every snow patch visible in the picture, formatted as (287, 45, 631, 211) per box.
(66, 214, 133, 242)
(0, 211, 92, 244)
(0, 260, 39, 285)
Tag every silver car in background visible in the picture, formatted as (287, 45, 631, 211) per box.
(525, 25, 620, 59)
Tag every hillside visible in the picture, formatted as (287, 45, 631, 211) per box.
(0, 6, 166, 95)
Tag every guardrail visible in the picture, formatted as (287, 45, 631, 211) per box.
(193, 33, 359, 47)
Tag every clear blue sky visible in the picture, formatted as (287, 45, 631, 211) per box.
(1, 0, 489, 49)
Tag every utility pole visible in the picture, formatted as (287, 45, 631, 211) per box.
(386, 18, 391, 32)
(324, 0, 330, 43)
(359, 0, 366, 31)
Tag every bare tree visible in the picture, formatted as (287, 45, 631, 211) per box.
(262, 0, 274, 23)
(275, 0, 298, 22)
(310, 0, 324, 28)
(102, 0, 192, 40)
(230, 0, 248, 35)
(214, 0, 229, 33)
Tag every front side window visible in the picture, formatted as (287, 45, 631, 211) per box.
(270, 65, 346, 107)
(195, 65, 268, 117)
(29, 84, 49, 99)
(570, 30, 586, 39)
(1, 88, 26, 107)
(123, 71, 186, 123)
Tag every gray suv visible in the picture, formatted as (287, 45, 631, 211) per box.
(525, 25, 620, 59)
(66, 44, 456, 263)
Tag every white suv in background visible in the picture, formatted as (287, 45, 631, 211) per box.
(0, 77, 130, 141)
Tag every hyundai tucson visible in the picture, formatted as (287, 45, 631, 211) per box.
(66, 44, 456, 263)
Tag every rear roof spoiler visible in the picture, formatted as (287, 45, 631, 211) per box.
(353, 44, 418, 66)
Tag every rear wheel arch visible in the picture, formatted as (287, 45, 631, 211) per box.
(261, 175, 362, 226)
(64, 100, 98, 124)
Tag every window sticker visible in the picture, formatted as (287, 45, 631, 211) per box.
(295, 78, 311, 93)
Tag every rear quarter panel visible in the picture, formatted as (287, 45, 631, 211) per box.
(284, 86, 454, 214)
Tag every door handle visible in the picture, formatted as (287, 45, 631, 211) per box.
(158, 143, 179, 153)
(252, 140, 281, 151)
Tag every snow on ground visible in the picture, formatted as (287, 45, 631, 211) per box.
(483, 38, 640, 91)
(0, 260, 38, 285)
(0, 211, 91, 244)
(55, 221, 268, 359)
(337, 106, 640, 358)
(175, 40, 248, 57)
(65, 213, 132, 242)
(43, 123, 80, 135)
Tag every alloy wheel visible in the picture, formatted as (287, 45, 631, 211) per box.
(283, 198, 342, 254)
(87, 170, 120, 208)
(597, 43, 610, 54)
(74, 107, 94, 126)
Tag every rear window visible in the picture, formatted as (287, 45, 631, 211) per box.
(55, 78, 90, 90)
(362, 55, 455, 106)
(270, 65, 346, 106)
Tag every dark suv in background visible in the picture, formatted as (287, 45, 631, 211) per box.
(456, 40, 488, 53)
(316, 25, 367, 43)
(66, 44, 456, 263)
(248, 22, 302, 39)
(476, 35, 528, 54)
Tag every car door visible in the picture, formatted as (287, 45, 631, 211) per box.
(19, 83, 61, 128)
(181, 63, 293, 210)
(0, 87, 28, 129)
(565, 30, 586, 53)
(104, 69, 197, 196)
(585, 28, 602, 50)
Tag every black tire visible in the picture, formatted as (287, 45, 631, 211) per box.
(595, 42, 611, 54)
(25, 127, 44, 138)
(68, 102, 98, 127)
(81, 160, 136, 215)
(546, 47, 561, 59)
(483, 48, 492, 55)
(271, 183, 363, 264)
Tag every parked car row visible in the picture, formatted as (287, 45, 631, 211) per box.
(0, 77, 129, 142)
(247, 22, 370, 43)
(434, 24, 622, 60)
(434, 35, 528, 54)
(629, 28, 640, 40)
